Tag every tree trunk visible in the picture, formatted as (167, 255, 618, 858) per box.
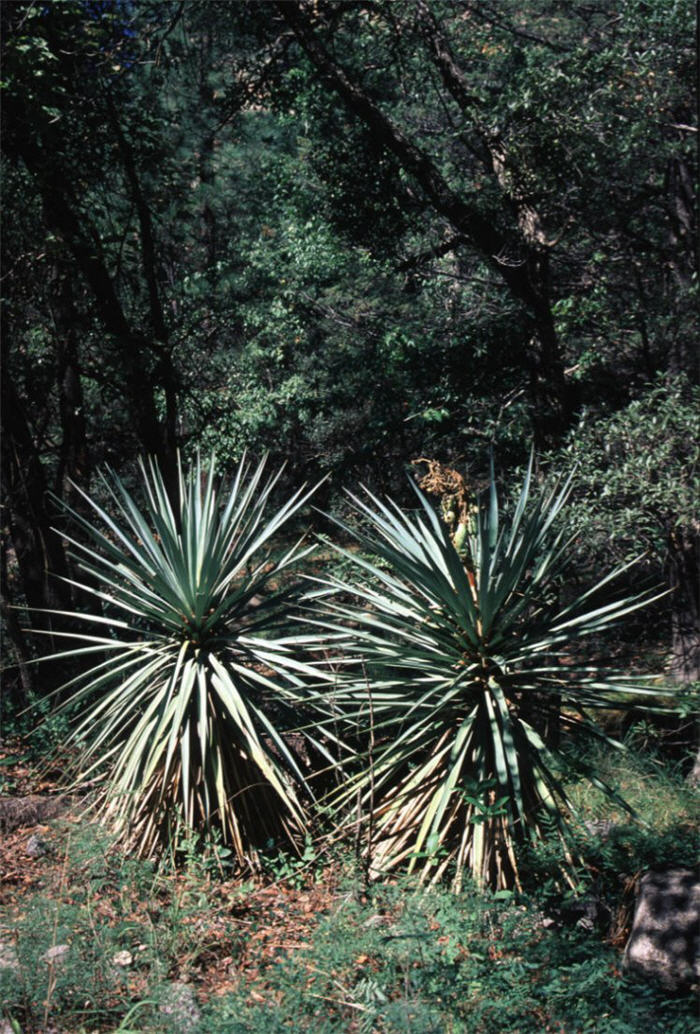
(0, 348, 77, 698)
(0, 366, 73, 619)
(48, 263, 90, 500)
(666, 156, 698, 384)
(5, 85, 180, 500)
(0, 533, 35, 708)
(668, 524, 700, 683)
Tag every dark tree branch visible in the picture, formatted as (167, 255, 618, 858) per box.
(103, 91, 180, 461)
(104, 91, 169, 347)
(4, 84, 179, 491)
(277, 0, 571, 441)
(279, 3, 523, 296)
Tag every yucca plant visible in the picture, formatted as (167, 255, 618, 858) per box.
(317, 458, 668, 891)
(42, 454, 327, 861)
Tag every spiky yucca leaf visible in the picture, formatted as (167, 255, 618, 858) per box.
(42, 454, 326, 861)
(317, 458, 669, 890)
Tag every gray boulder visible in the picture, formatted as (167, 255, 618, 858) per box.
(25, 833, 51, 857)
(623, 868, 699, 991)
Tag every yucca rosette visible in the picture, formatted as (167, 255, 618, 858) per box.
(44, 454, 327, 861)
(316, 458, 667, 890)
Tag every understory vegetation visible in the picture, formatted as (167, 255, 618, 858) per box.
(26, 452, 682, 891)
(0, 741, 696, 1034)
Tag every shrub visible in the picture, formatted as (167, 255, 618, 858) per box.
(316, 457, 671, 890)
(42, 454, 328, 862)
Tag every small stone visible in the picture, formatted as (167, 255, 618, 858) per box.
(0, 941, 19, 972)
(583, 819, 618, 841)
(25, 834, 50, 857)
(43, 944, 70, 964)
(112, 950, 133, 967)
(363, 914, 390, 928)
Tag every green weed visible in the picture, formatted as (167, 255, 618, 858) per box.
(259, 834, 320, 888)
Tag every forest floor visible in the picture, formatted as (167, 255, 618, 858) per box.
(0, 740, 697, 1034)
(0, 745, 344, 1017)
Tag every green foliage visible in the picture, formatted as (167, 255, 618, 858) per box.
(41, 454, 326, 862)
(568, 730, 697, 833)
(315, 459, 670, 890)
(4, 1, 696, 696)
(273, 0, 696, 410)
(518, 740, 697, 959)
(260, 834, 320, 889)
(561, 375, 700, 563)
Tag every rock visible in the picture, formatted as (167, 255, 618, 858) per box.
(623, 868, 700, 991)
(43, 944, 70, 965)
(159, 981, 201, 1034)
(25, 833, 51, 857)
(583, 819, 618, 841)
(0, 941, 19, 973)
(112, 949, 133, 967)
(0, 795, 69, 832)
(363, 913, 393, 929)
